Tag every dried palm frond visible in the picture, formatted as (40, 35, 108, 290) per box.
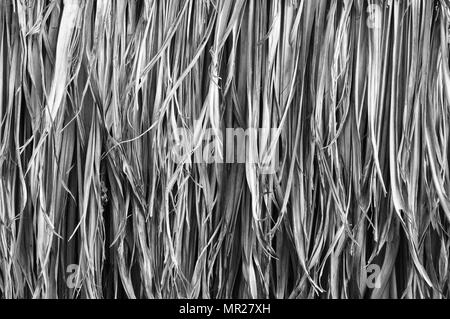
(1, 0, 450, 299)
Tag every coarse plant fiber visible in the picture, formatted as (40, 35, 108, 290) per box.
(1, 0, 450, 299)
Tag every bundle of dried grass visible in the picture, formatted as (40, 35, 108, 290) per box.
(1, 0, 450, 299)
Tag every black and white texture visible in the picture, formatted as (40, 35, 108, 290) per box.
(0, 0, 450, 299)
